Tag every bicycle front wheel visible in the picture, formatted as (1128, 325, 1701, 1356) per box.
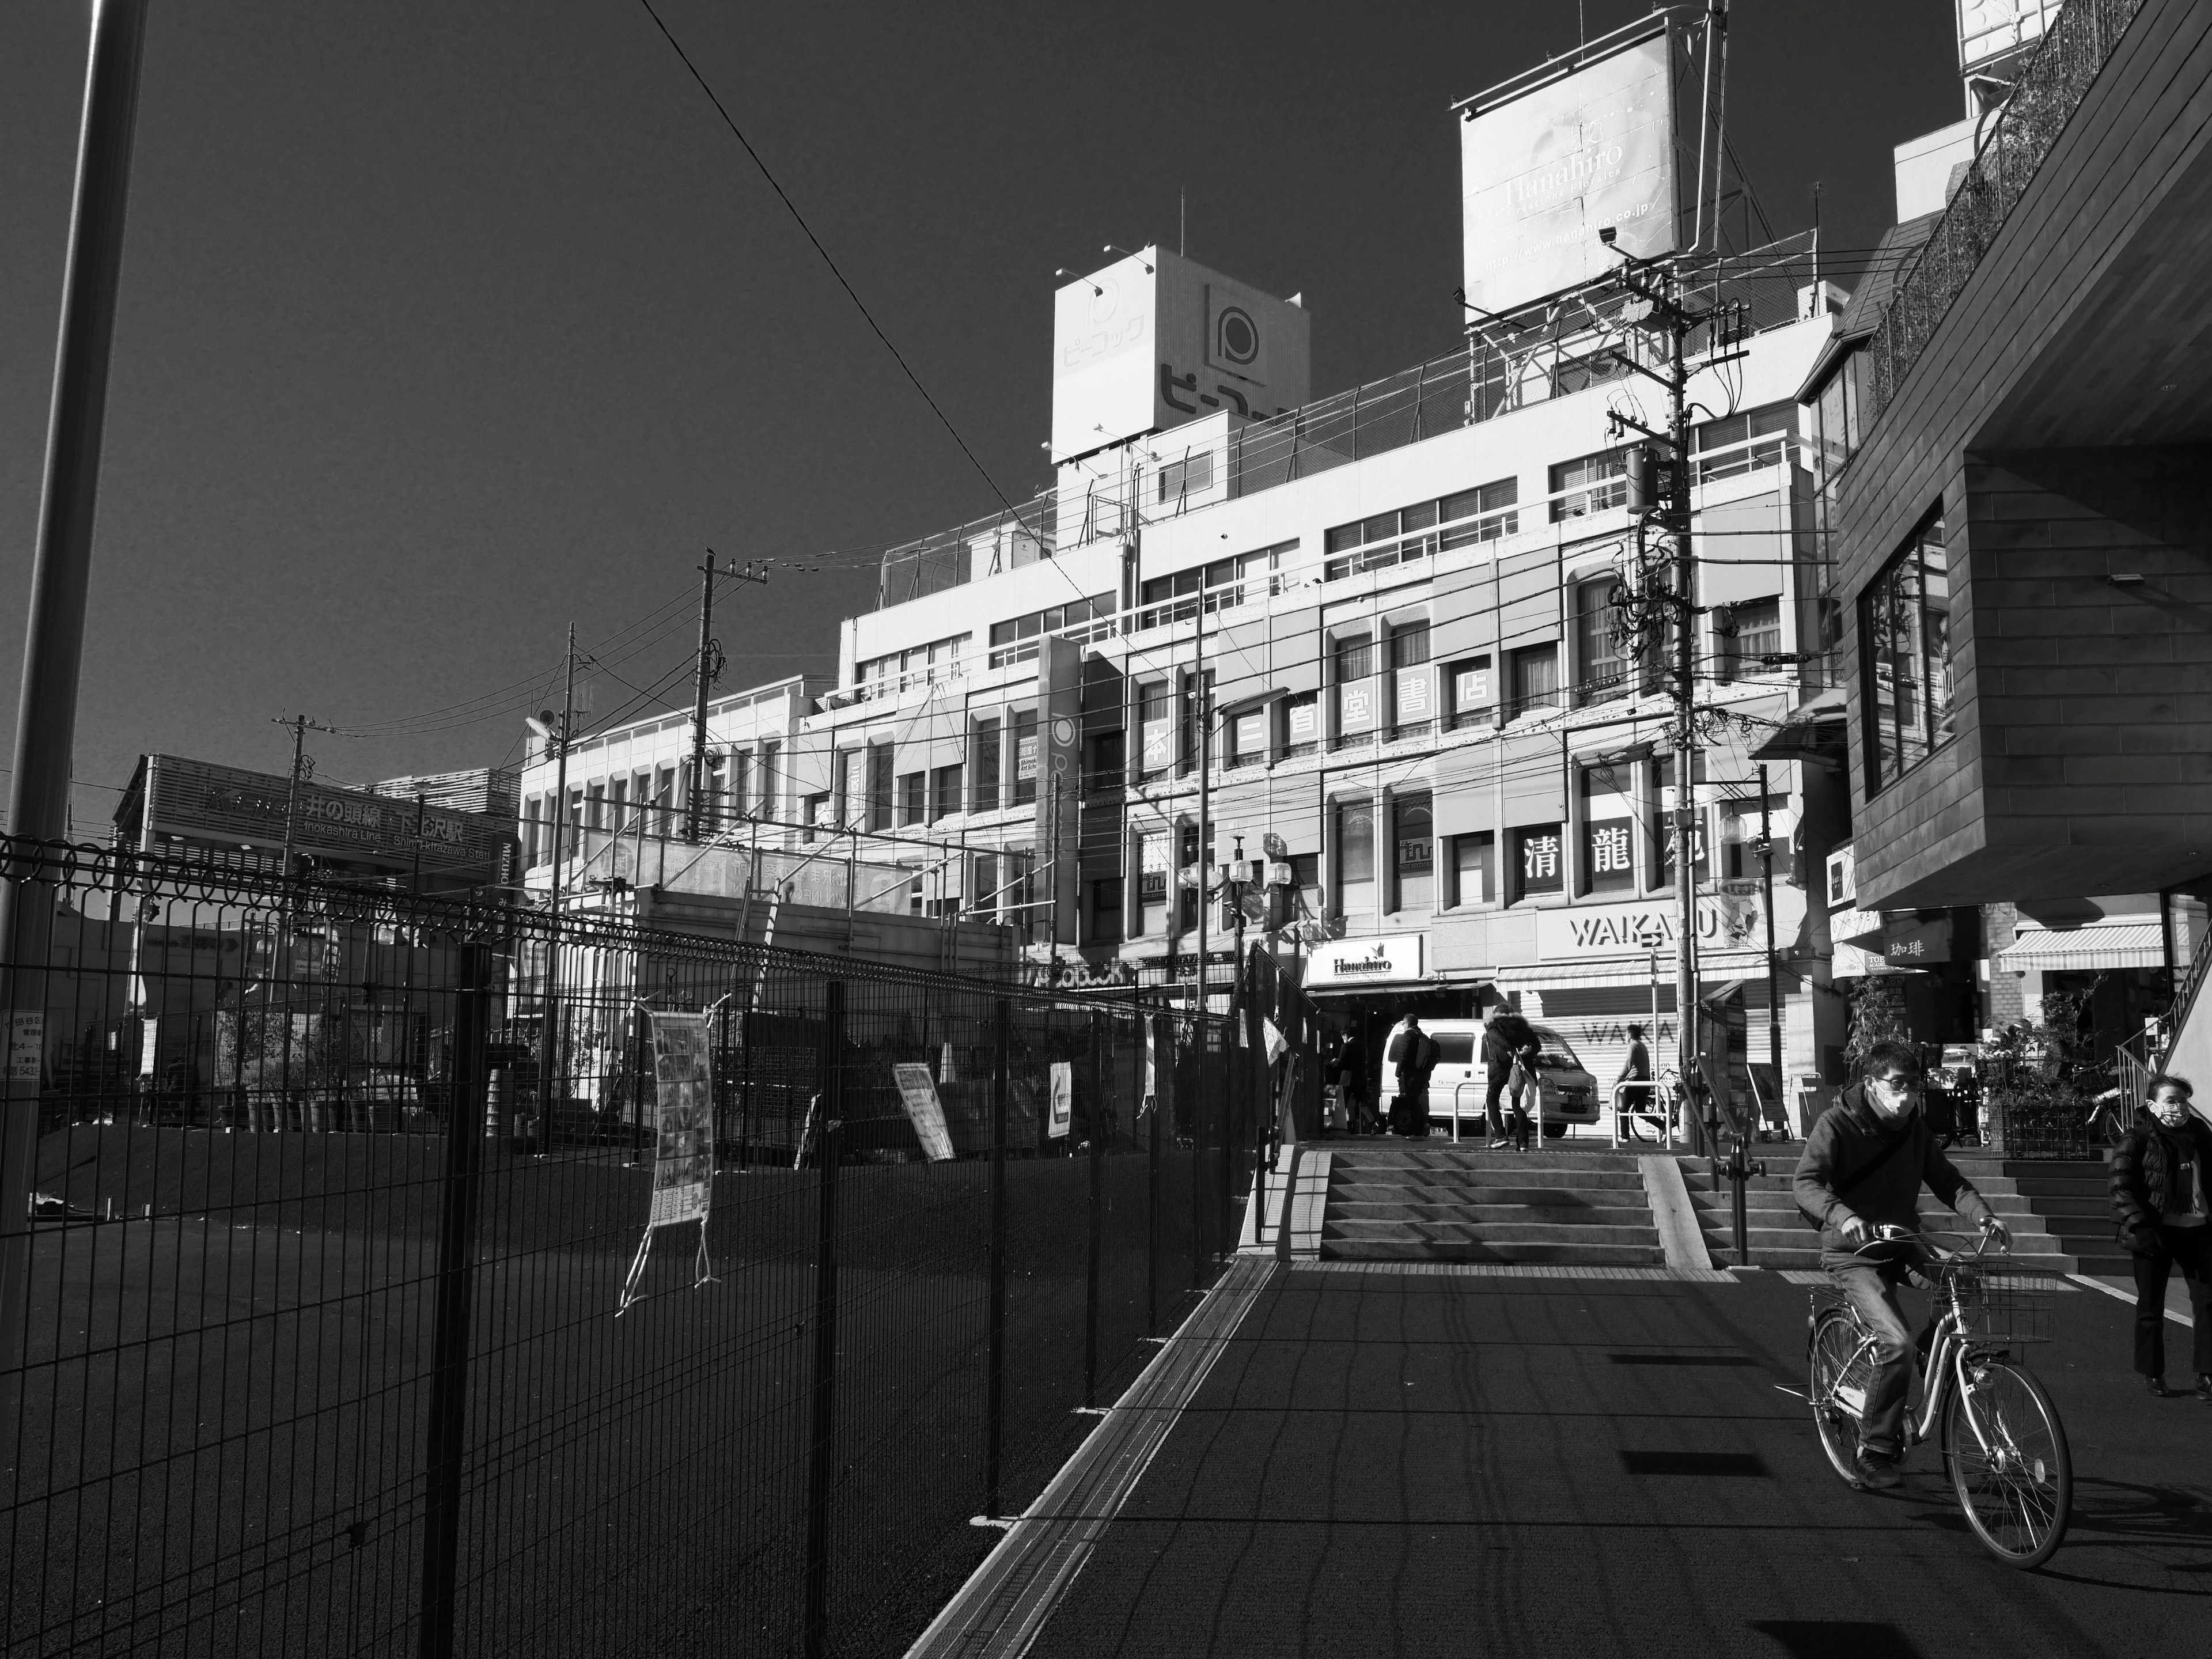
(1941, 1357, 2071, 1569)
(1806, 1309, 1865, 1484)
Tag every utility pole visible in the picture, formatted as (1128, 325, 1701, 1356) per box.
(684, 555, 767, 843)
(1756, 763, 1783, 1125)
(273, 714, 339, 878)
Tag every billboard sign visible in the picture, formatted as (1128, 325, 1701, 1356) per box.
(1307, 933, 1426, 988)
(1459, 29, 1678, 315)
(138, 755, 509, 875)
(1051, 249, 1312, 463)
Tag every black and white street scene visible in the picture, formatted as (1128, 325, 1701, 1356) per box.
(4, 1, 2211, 1655)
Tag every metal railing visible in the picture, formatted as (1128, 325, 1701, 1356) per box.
(1863, 0, 2146, 426)
(0, 834, 1278, 1659)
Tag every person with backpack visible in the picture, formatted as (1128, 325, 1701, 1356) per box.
(1390, 1016, 1440, 1137)
(2109, 1073, 2212, 1399)
(1793, 1041, 2009, 1489)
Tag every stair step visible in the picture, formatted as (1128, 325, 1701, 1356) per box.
(1333, 1200, 1657, 1225)
(1320, 1238, 1665, 1266)
(1324, 1219, 1660, 1246)
(1330, 1170, 1649, 1193)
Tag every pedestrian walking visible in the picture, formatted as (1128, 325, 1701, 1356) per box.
(1616, 1022, 1653, 1134)
(1390, 1016, 1439, 1137)
(2109, 1074, 2212, 1399)
(1338, 1031, 1373, 1135)
(1480, 998, 1541, 1150)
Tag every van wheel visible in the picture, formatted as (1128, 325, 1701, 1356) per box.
(1542, 1122, 1566, 1139)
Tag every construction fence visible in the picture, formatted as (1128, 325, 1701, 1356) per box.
(0, 835, 1290, 1658)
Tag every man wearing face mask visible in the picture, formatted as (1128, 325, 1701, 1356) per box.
(2109, 1074, 2212, 1399)
(1794, 1041, 2009, 1488)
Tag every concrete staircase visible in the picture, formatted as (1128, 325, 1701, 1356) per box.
(1990, 1158, 2121, 1272)
(1681, 1153, 2077, 1271)
(1319, 1144, 1664, 1266)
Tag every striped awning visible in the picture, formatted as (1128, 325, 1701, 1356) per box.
(1996, 919, 2162, 972)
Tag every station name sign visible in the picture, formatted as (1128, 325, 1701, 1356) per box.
(141, 755, 509, 874)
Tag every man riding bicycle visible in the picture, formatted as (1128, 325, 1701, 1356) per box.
(1794, 1042, 2011, 1488)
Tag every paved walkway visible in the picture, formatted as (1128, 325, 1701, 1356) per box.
(927, 1261, 2211, 1657)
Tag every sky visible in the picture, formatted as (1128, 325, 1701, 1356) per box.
(0, 0, 1961, 831)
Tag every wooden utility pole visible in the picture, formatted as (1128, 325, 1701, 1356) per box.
(684, 555, 767, 843)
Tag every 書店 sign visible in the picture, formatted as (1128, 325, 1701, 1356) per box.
(138, 755, 507, 874)
(1306, 933, 1426, 987)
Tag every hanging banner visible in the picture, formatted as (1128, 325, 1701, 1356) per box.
(1048, 1061, 1073, 1138)
(892, 1062, 957, 1161)
(620, 1009, 719, 1313)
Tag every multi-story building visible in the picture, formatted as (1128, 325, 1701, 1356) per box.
(791, 16, 1859, 1097)
(1801, 0, 2210, 1065)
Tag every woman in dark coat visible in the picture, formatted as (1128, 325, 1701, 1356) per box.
(2109, 1074, 2212, 1399)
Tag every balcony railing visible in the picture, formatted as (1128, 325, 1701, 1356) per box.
(1863, 0, 2144, 426)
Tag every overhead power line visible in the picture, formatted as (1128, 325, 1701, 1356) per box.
(634, 0, 1019, 517)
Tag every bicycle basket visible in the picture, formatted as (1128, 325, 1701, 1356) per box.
(1947, 1264, 2056, 1344)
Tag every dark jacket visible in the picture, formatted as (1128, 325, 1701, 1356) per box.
(1482, 1014, 1540, 1072)
(2111, 1111, 2212, 1249)
(1793, 1085, 1995, 1255)
(1395, 1031, 1439, 1093)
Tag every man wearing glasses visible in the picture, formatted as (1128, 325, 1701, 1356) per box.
(1794, 1041, 2010, 1488)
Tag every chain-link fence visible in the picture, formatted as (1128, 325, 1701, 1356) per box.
(0, 835, 1275, 1658)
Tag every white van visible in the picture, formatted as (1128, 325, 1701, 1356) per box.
(1382, 1018, 1602, 1138)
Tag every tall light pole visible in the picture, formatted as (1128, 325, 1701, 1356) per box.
(1, 0, 154, 1399)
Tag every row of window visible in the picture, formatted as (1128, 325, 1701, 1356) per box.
(1862, 509, 1955, 794)
(986, 593, 1117, 667)
(517, 744, 785, 865)
(857, 633, 971, 699)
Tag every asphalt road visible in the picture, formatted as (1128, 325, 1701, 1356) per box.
(1024, 1265, 2211, 1658)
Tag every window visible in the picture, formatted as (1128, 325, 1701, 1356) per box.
(1281, 693, 1320, 758)
(1392, 794, 1433, 914)
(1440, 479, 1519, 549)
(609, 777, 629, 831)
(973, 718, 1001, 810)
(1138, 833, 1170, 935)
(930, 763, 963, 823)
(759, 741, 781, 820)
(728, 749, 751, 819)
(1506, 644, 1560, 718)
(1718, 793, 1789, 880)
(567, 789, 583, 829)
(1090, 877, 1125, 945)
(1585, 817, 1635, 893)
(803, 791, 831, 840)
(988, 596, 1116, 667)
(1550, 448, 1630, 521)
(1291, 852, 1323, 921)
(1717, 596, 1783, 681)
(1551, 346, 1628, 397)
(522, 796, 545, 867)
(1693, 401, 1794, 482)
(1652, 755, 1709, 889)
(586, 782, 605, 832)
(1012, 710, 1039, 805)
(1448, 657, 1493, 729)
(1086, 730, 1124, 794)
(899, 771, 926, 828)
(1861, 512, 1955, 793)
(1336, 801, 1376, 922)
(1229, 706, 1268, 769)
(1575, 579, 1628, 704)
(972, 853, 1000, 923)
(857, 632, 972, 695)
(1513, 824, 1565, 901)
(1137, 683, 1173, 777)
(1137, 544, 1294, 627)
(1158, 451, 1213, 503)
(1388, 621, 1434, 738)
(1334, 635, 1377, 746)
(866, 747, 893, 832)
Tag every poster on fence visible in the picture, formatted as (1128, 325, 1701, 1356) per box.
(648, 1012, 715, 1227)
(892, 1063, 957, 1161)
(1048, 1062, 1073, 1139)
(619, 1009, 722, 1315)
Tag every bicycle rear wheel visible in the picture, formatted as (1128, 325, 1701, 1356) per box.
(1806, 1309, 1865, 1483)
(1941, 1357, 2071, 1568)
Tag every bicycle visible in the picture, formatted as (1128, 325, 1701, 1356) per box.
(1615, 1073, 1682, 1145)
(1805, 1224, 2072, 1569)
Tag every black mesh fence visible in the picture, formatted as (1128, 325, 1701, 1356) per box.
(0, 836, 1271, 1659)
